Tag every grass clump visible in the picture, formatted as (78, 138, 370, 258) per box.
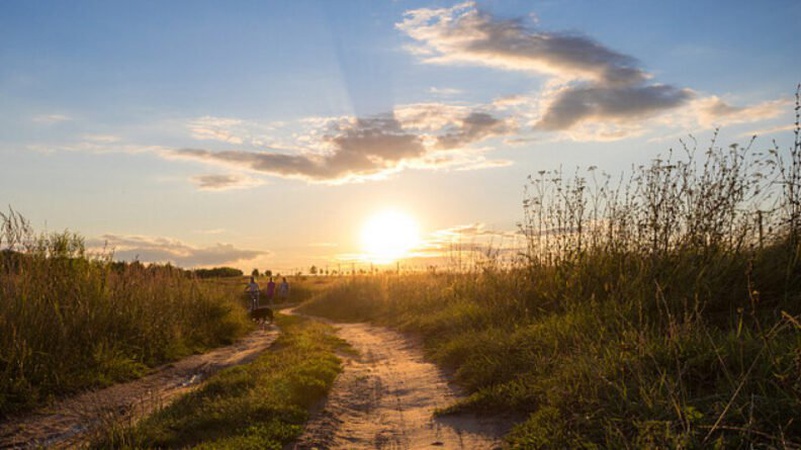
(0, 213, 252, 416)
(92, 314, 345, 449)
(299, 91, 801, 448)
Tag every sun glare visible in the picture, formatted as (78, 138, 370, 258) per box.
(360, 210, 421, 264)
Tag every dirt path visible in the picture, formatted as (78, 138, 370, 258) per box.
(0, 327, 279, 449)
(290, 323, 511, 450)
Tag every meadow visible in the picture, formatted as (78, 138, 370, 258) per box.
(2, 92, 799, 447)
(298, 97, 801, 448)
(0, 212, 253, 416)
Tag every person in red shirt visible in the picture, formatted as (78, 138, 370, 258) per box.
(265, 277, 276, 306)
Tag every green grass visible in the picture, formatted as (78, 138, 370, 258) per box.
(91, 314, 345, 449)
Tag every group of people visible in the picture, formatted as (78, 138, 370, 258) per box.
(245, 276, 289, 310)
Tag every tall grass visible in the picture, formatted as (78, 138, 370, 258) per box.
(299, 89, 801, 448)
(0, 211, 252, 416)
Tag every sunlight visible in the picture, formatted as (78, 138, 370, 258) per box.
(360, 210, 421, 264)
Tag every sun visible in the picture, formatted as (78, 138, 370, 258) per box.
(360, 210, 421, 264)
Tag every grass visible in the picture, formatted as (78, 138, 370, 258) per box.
(298, 91, 801, 448)
(91, 314, 345, 449)
(0, 213, 253, 416)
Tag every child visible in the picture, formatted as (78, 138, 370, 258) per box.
(245, 276, 260, 310)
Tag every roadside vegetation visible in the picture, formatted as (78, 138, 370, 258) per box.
(299, 90, 801, 448)
(0, 213, 253, 417)
(91, 314, 345, 449)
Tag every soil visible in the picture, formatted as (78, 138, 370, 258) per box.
(0, 327, 280, 449)
(288, 322, 512, 450)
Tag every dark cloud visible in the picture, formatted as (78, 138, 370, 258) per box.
(174, 111, 508, 183)
(192, 174, 261, 190)
(437, 112, 508, 149)
(537, 84, 694, 131)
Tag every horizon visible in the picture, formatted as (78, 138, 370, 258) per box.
(2, 0, 799, 274)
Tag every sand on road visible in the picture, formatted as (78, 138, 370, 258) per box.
(290, 322, 511, 450)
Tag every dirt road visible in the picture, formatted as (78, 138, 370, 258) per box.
(290, 323, 510, 450)
(0, 327, 279, 449)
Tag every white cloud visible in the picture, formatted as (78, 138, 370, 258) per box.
(188, 116, 245, 144)
(690, 96, 789, 129)
(97, 234, 265, 268)
(82, 134, 121, 143)
(429, 86, 464, 96)
(32, 114, 72, 124)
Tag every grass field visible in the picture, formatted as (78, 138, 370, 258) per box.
(0, 213, 256, 416)
(299, 107, 801, 448)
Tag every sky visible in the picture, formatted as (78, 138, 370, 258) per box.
(1, 0, 799, 274)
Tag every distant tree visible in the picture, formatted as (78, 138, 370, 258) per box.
(264, 269, 273, 278)
(194, 267, 244, 279)
(309, 265, 318, 275)
(251, 268, 260, 277)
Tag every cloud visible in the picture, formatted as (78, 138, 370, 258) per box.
(535, 84, 693, 131)
(191, 173, 264, 191)
(172, 109, 512, 183)
(97, 234, 264, 268)
(32, 114, 72, 124)
(436, 111, 510, 149)
(383, 222, 527, 268)
(173, 115, 424, 183)
(397, 2, 783, 139)
(188, 116, 245, 144)
(26, 141, 165, 155)
(429, 86, 464, 96)
(690, 96, 789, 129)
(398, 2, 646, 85)
(82, 134, 122, 143)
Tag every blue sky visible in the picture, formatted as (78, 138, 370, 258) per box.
(1, 0, 799, 273)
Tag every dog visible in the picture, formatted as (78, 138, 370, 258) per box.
(249, 306, 274, 328)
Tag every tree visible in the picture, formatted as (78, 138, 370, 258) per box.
(264, 269, 273, 278)
(194, 267, 243, 279)
(309, 265, 318, 275)
(251, 268, 260, 277)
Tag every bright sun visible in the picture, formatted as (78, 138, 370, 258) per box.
(360, 210, 421, 264)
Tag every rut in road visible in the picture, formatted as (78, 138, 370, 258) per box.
(0, 327, 280, 449)
(291, 322, 510, 450)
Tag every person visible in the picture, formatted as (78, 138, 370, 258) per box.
(265, 277, 276, 306)
(278, 277, 290, 300)
(245, 276, 260, 310)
